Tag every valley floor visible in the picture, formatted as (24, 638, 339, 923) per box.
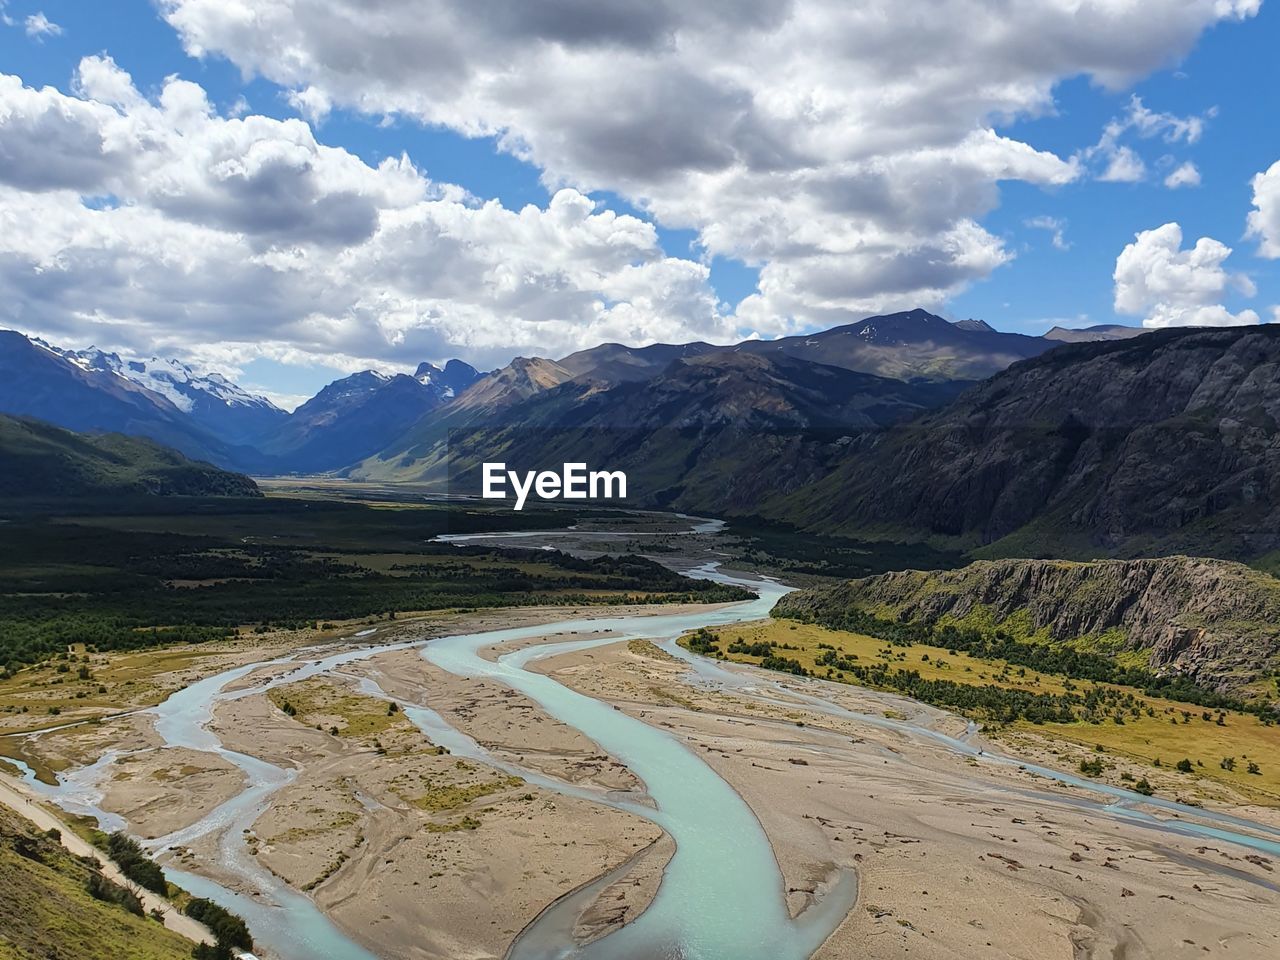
(2, 592, 1278, 959)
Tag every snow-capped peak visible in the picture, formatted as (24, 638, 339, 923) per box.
(40, 340, 282, 414)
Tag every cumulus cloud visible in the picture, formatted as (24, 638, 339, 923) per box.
(0, 61, 730, 372)
(1099, 147, 1147, 183)
(157, 0, 1258, 333)
(1246, 160, 1280, 258)
(1163, 161, 1201, 189)
(1113, 222, 1259, 328)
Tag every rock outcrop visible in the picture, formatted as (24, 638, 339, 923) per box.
(774, 556, 1280, 695)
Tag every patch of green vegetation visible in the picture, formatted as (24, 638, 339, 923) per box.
(425, 815, 482, 833)
(0, 414, 259, 500)
(0, 807, 193, 960)
(0, 497, 748, 673)
(627, 639, 679, 663)
(937, 606, 1052, 645)
(268, 679, 408, 740)
(408, 775, 523, 811)
(723, 517, 964, 579)
(101, 831, 166, 894)
(184, 897, 252, 953)
(699, 619, 1280, 802)
(778, 601, 1272, 719)
(647, 685, 701, 712)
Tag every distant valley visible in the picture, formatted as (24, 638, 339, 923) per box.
(0, 309, 1100, 489)
(11, 313, 1280, 567)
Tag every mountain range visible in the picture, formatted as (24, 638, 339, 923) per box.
(0, 330, 482, 476)
(9, 312, 1279, 566)
(0, 310, 1071, 480)
(354, 351, 972, 510)
(768, 324, 1280, 563)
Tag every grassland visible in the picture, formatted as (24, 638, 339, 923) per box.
(268, 677, 410, 740)
(0, 806, 193, 960)
(690, 619, 1280, 803)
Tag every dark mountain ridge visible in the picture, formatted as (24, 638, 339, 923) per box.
(0, 413, 261, 498)
(770, 324, 1280, 562)
(732, 308, 1053, 381)
(0, 331, 266, 471)
(257, 370, 456, 474)
(354, 351, 972, 511)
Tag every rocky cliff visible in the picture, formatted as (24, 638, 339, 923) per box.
(774, 556, 1280, 695)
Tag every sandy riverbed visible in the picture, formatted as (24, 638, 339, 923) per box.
(11, 600, 1280, 960)
(536, 639, 1280, 960)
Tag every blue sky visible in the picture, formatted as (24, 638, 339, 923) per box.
(1, 1, 1277, 406)
(951, 18, 1280, 332)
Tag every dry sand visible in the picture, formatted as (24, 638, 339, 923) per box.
(101, 747, 245, 839)
(185, 667, 663, 960)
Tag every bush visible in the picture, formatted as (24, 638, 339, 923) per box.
(1078, 757, 1105, 777)
(192, 944, 235, 960)
(84, 871, 144, 916)
(105, 832, 167, 894)
(185, 897, 252, 951)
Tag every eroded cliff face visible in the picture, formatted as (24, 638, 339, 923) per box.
(775, 557, 1280, 694)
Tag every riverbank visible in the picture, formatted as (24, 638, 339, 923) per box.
(4, 597, 736, 960)
(8, 555, 1280, 959)
(535, 635, 1280, 959)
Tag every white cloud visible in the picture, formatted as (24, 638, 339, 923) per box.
(1163, 160, 1201, 189)
(1080, 96, 1213, 185)
(1100, 146, 1147, 183)
(1246, 160, 1280, 258)
(23, 12, 61, 39)
(1113, 222, 1259, 328)
(157, 0, 1257, 334)
(1024, 215, 1069, 250)
(0, 61, 731, 373)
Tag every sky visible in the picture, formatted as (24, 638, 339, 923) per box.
(1, 1, 1279, 409)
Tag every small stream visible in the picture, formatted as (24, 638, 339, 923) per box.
(9, 521, 1280, 959)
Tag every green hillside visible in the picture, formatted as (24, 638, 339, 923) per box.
(0, 415, 260, 498)
(0, 806, 193, 960)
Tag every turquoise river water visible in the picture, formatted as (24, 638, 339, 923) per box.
(9, 531, 1280, 960)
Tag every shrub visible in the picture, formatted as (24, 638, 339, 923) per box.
(105, 832, 166, 894)
(185, 897, 252, 950)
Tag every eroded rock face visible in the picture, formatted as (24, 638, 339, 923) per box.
(775, 326, 1280, 560)
(775, 556, 1280, 694)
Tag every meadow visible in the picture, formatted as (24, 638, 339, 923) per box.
(688, 619, 1280, 804)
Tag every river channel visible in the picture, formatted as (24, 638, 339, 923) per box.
(10, 521, 1280, 959)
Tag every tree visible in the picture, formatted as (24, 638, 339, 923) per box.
(1078, 757, 1105, 777)
(1175, 758, 1194, 774)
(1220, 757, 1236, 771)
